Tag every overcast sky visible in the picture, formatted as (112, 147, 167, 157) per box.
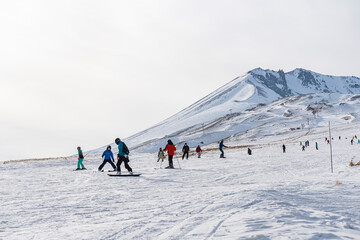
(0, 0, 359, 161)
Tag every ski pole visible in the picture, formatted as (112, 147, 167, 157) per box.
(176, 155, 181, 169)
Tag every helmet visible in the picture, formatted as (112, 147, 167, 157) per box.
(115, 138, 121, 145)
(77, 146, 81, 150)
(107, 145, 111, 150)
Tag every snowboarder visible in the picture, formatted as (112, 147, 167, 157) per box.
(115, 138, 133, 174)
(282, 144, 286, 153)
(196, 145, 202, 158)
(158, 148, 166, 162)
(315, 142, 318, 150)
(248, 148, 252, 155)
(99, 146, 117, 171)
(76, 146, 86, 170)
(182, 143, 190, 160)
(164, 140, 176, 169)
(219, 140, 228, 158)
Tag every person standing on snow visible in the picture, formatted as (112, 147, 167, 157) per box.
(115, 138, 133, 174)
(99, 145, 117, 171)
(219, 140, 228, 158)
(282, 144, 286, 153)
(182, 143, 190, 160)
(248, 148, 252, 155)
(164, 140, 176, 169)
(315, 142, 318, 150)
(196, 145, 202, 158)
(157, 148, 166, 162)
(76, 146, 86, 170)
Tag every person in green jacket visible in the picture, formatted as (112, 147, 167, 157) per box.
(76, 146, 86, 170)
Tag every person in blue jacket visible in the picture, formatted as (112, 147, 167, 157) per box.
(98, 145, 117, 171)
(115, 138, 133, 174)
(219, 139, 228, 158)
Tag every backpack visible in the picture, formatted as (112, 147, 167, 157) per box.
(122, 142, 130, 155)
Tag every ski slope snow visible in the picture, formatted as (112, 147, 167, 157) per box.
(1, 122, 360, 239)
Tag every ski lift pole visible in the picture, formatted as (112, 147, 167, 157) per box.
(329, 121, 333, 173)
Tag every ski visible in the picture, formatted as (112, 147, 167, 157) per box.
(73, 168, 87, 171)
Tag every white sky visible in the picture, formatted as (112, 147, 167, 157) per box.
(0, 0, 359, 160)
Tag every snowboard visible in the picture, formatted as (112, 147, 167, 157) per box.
(73, 168, 87, 171)
(108, 173, 141, 177)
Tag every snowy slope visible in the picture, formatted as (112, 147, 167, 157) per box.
(2, 122, 360, 239)
(89, 68, 360, 154)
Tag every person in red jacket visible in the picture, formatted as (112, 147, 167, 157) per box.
(164, 139, 176, 169)
(196, 145, 202, 158)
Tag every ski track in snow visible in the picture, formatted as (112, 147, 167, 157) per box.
(1, 125, 360, 239)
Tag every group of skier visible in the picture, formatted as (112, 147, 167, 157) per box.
(76, 138, 133, 174)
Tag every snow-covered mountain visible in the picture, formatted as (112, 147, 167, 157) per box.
(90, 68, 360, 154)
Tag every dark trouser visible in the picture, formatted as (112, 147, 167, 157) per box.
(117, 155, 132, 172)
(98, 159, 116, 170)
(182, 151, 189, 159)
(168, 155, 174, 168)
(220, 148, 224, 158)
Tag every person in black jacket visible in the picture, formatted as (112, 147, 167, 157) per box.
(282, 144, 286, 153)
(76, 146, 86, 170)
(182, 143, 190, 160)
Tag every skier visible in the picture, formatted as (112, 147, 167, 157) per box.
(196, 145, 202, 158)
(115, 138, 133, 174)
(182, 143, 190, 160)
(358, 139, 360, 144)
(282, 144, 286, 153)
(339, 136, 341, 140)
(351, 139, 354, 145)
(76, 146, 86, 170)
(157, 148, 166, 162)
(219, 140, 228, 158)
(315, 142, 318, 150)
(248, 148, 252, 155)
(99, 146, 117, 171)
(164, 140, 176, 169)
(302, 145, 305, 151)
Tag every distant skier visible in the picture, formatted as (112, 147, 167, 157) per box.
(351, 139, 354, 145)
(282, 144, 286, 153)
(358, 139, 360, 144)
(315, 142, 318, 150)
(339, 136, 341, 140)
(76, 146, 86, 170)
(158, 148, 166, 162)
(248, 148, 252, 155)
(182, 143, 190, 160)
(196, 145, 202, 158)
(99, 145, 117, 171)
(164, 140, 176, 169)
(115, 138, 133, 174)
(219, 140, 228, 158)
(300, 141, 302, 146)
(302, 145, 305, 151)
